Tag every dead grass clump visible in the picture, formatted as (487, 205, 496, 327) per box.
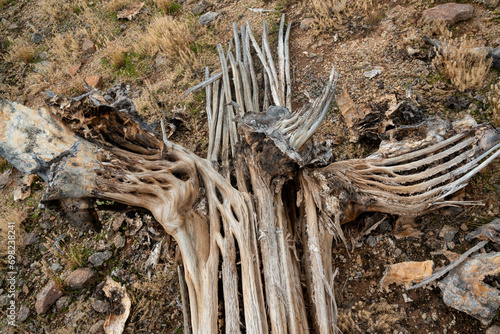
(151, 0, 181, 14)
(51, 32, 81, 64)
(105, 0, 137, 12)
(105, 44, 129, 69)
(488, 82, 500, 127)
(136, 16, 193, 66)
(37, 0, 73, 25)
(432, 36, 492, 92)
(4, 38, 37, 63)
(309, 0, 376, 32)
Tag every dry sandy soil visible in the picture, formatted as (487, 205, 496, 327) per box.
(0, 0, 500, 333)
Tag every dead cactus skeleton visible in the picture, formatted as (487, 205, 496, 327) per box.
(1, 15, 500, 333)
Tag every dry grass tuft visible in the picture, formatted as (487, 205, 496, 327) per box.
(309, 0, 376, 32)
(105, 44, 129, 69)
(51, 32, 81, 64)
(4, 38, 37, 63)
(151, 0, 181, 14)
(432, 36, 492, 92)
(488, 82, 500, 127)
(135, 16, 193, 65)
(37, 0, 73, 25)
(105, 0, 137, 12)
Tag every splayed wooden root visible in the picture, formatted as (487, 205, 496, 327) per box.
(1, 15, 500, 334)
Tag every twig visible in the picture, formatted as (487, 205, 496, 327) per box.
(246, 7, 276, 13)
(407, 240, 488, 290)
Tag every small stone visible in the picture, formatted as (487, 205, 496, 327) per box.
(82, 38, 96, 54)
(439, 225, 458, 242)
(192, 0, 208, 15)
(92, 299, 109, 313)
(379, 220, 392, 233)
(407, 46, 419, 56)
(38, 52, 48, 60)
(0, 295, 10, 306)
(366, 236, 378, 247)
(89, 251, 111, 266)
(120, 24, 127, 30)
(421, 312, 427, 320)
(300, 18, 315, 31)
(447, 241, 456, 250)
(8, 23, 18, 30)
(199, 11, 219, 26)
(113, 234, 126, 249)
(68, 63, 81, 76)
(51, 262, 62, 272)
(89, 320, 105, 334)
(40, 221, 52, 229)
(364, 68, 381, 79)
(477, 0, 499, 8)
(64, 268, 97, 289)
(155, 54, 168, 67)
(31, 32, 43, 44)
(460, 223, 469, 231)
(33, 61, 52, 74)
(18, 305, 30, 323)
(35, 280, 63, 314)
(486, 325, 500, 334)
(55, 296, 70, 312)
(85, 76, 103, 89)
(403, 293, 413, 303)
(422, 3, 475, 26)
(23, 232, 39, 246)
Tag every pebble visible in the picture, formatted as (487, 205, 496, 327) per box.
(51, 262, 62, 272)
(64, 268, 97, 289)
(364, 68, 381, 79)
(300, 18, 315, 31)
(199, 11, 219, 26)
(34, 61, 52, 74)
(192, 0, 208, 15)
(113, 234, 126, 249)
(31, 32, 43, 44)
(18, 305, 30, 323)
(35, 280, 63, 314)
(23, 233, 39, 246)
(56, 296, 70, 312)
(366, 236, 378, 247)
(439, 225, 458, 242)
(92, 299, 109, 313)
(89, 251, 111, 266)
(486, 325, 500, 334)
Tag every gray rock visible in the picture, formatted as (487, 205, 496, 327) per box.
(422, 3, 474, 26)
(120, 24, 127, 30)
(113, 234, 126, 249)
(51, 262, 62, 272)
(192, 0, 208, 15)
(439, 225, 458, 242)
(89, 320, 105, 334)
(438, 252, 500, 325)
(364, 68, 381, 79)
(0, 294, 10, 306)
(40, 221, 52, 229)
(31, 32, 43, 44)
(488, 47, 500, 70)
(486, 325, 500, 334)
(199, 11, 219, 26)
(92, 299, 109, 313)
(478, 0, 499, 8)
(18, 305, 30, 323)
(366, 236, 378, 247)
(89, 251, 111, 266)
(35, 280, 63, 314)
(300, 18, 315, 31)
(23, 232, 39, 246)
(155, 54, 168, 67)
(34, 61, 52, 74)
(55, 295, 70, 312)
(64, 268, 97, 289)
